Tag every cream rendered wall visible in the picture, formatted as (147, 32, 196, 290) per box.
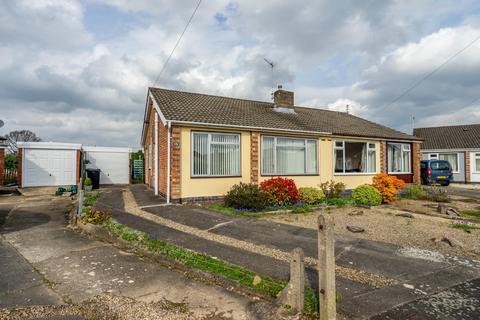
(180, 127, 251, 198)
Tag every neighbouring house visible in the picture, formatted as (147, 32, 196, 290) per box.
(141, 87, 422, 203)
(414, 124, 480, 183)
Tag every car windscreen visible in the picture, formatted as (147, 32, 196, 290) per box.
(431, 161, 450, 170)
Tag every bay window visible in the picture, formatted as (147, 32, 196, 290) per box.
(192, 132, 240, 177)
(388, 143, 411, 173)
(261, 136, 317, 175)
(334, 141, 376, 174)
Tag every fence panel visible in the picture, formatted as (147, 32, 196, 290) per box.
(3, 168, 18, 185)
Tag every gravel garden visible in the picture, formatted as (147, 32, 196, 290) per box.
(206, 175, 480, 260)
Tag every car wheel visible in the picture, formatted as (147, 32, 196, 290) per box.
(440, 181, 450, 186)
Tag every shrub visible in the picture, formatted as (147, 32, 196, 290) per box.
(84, 177, 92, 186)
(81, 207, 111, 224)
(426, 187, 451, 203)
(372, 174, 405, 203)
(299, 187, 325, 205)
(260, 177, 299, 206)
(319, 180, 346, 199)
(325, 197, 351, 207)
(352, 184, 382, 206)
(224, 183, 269, 211)
(402, 185, 428, 200)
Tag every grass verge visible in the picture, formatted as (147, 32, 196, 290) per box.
(461, 210, 480, 218)
(205, 203, 318, 217)
(99, 219, 319, 313)
(451, 223, 480, 231)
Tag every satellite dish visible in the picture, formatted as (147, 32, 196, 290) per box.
(0, 120, 4, 128)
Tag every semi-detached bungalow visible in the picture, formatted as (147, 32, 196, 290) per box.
(414, 124, 480, 183)
(141, 87, 423, 203)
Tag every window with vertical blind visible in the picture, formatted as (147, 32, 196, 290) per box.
(261, 136, 318, 175)
(191, 132, 240, 177)
(388, 143, 411, 173)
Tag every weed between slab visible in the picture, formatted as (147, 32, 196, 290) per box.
(205, 203, 317, 217)
(461, 210, 480, 218)
(84, 192, 100, 207)
(100, 219, 319, 313)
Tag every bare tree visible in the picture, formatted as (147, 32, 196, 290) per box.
(4, 130, 41, 153)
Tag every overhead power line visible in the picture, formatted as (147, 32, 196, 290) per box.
(152, 0, 203, 87)
(378, 33, 480, 113)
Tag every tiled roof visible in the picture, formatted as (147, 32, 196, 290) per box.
(414, 124, 480, 149)
(149, 87, 420, 141)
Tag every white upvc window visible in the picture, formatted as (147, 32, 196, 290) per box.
(334, 141, 377, 174)
(474, 153, 480, 173)
(388, 143, 411, 173)
(428, 153, 459, 173)
(191, 132, 241, 177)
(261, 136, 318, 175)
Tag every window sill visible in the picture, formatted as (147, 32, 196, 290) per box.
(334, 172, 377, 176)
(190, 175, 242, 179)
(260, 173, 320, 177)
(388, 172, 412, 175)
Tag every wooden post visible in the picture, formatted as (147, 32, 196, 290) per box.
(318, 214, 336, 320)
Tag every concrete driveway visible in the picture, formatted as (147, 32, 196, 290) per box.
(105, 184, 480, 319)
(0, 188, 250, 319)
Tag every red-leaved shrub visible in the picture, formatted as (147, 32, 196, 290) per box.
(260, 177, 299, 206)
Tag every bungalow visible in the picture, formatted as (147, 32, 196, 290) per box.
(141, 87, 422, 203)
(414, 124, 480, 183)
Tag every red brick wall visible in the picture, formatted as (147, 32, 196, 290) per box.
(144, 104, 155, 188)
(170, 126, 181, 200)
(379, 141, 387, 173)
(158, 121, 168, 195)
(412, 142, 421, 185)
(18, 148, 23, 188)
(0, 148, 4, 186)
(466, 152, 471, 183)
(250, 132, 259, 184)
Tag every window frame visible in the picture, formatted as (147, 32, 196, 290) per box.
(190, 131, 241, 178)
(473, 153, 480, 173)
(428, 153, 460, 173)
(260, 135, 319, 176)
(333, 140, 377, 175)
(387, 142, 412, 174)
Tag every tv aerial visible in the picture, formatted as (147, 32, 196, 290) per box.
(263, 58, 275, 100)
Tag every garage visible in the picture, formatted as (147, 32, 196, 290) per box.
(18, 142, 81, 187)
(83, 146, 131, 185)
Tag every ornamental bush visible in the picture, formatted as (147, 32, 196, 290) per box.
(352, 184, 382, 206)
(299, 187, 325, 205)
(372, 173, 405, 203)
(224, 183, 269, 211)
(260, 177, 299, 206)
(319, 180, 346, 199)
(402, 184, 428, 200)
(81, 207, 111, 224)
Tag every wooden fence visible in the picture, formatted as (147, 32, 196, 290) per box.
(3, 168, 17, 185)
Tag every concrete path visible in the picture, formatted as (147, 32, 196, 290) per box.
(0, 190, 251, 319)
(109, 184, 480, 319)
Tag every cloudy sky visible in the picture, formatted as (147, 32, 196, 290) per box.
(1, 0, 480, 148)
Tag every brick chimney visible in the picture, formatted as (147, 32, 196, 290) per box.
(273, 85, 295, 114)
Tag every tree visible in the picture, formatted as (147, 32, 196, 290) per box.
(4, 130, 41, 153)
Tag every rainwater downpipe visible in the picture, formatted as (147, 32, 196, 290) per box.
(154, 113, 159, 195)
(166, 121, 171, 204)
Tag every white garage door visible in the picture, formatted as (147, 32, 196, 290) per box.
(23, 149, 77, 187)
(85, 148, 130, 185)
